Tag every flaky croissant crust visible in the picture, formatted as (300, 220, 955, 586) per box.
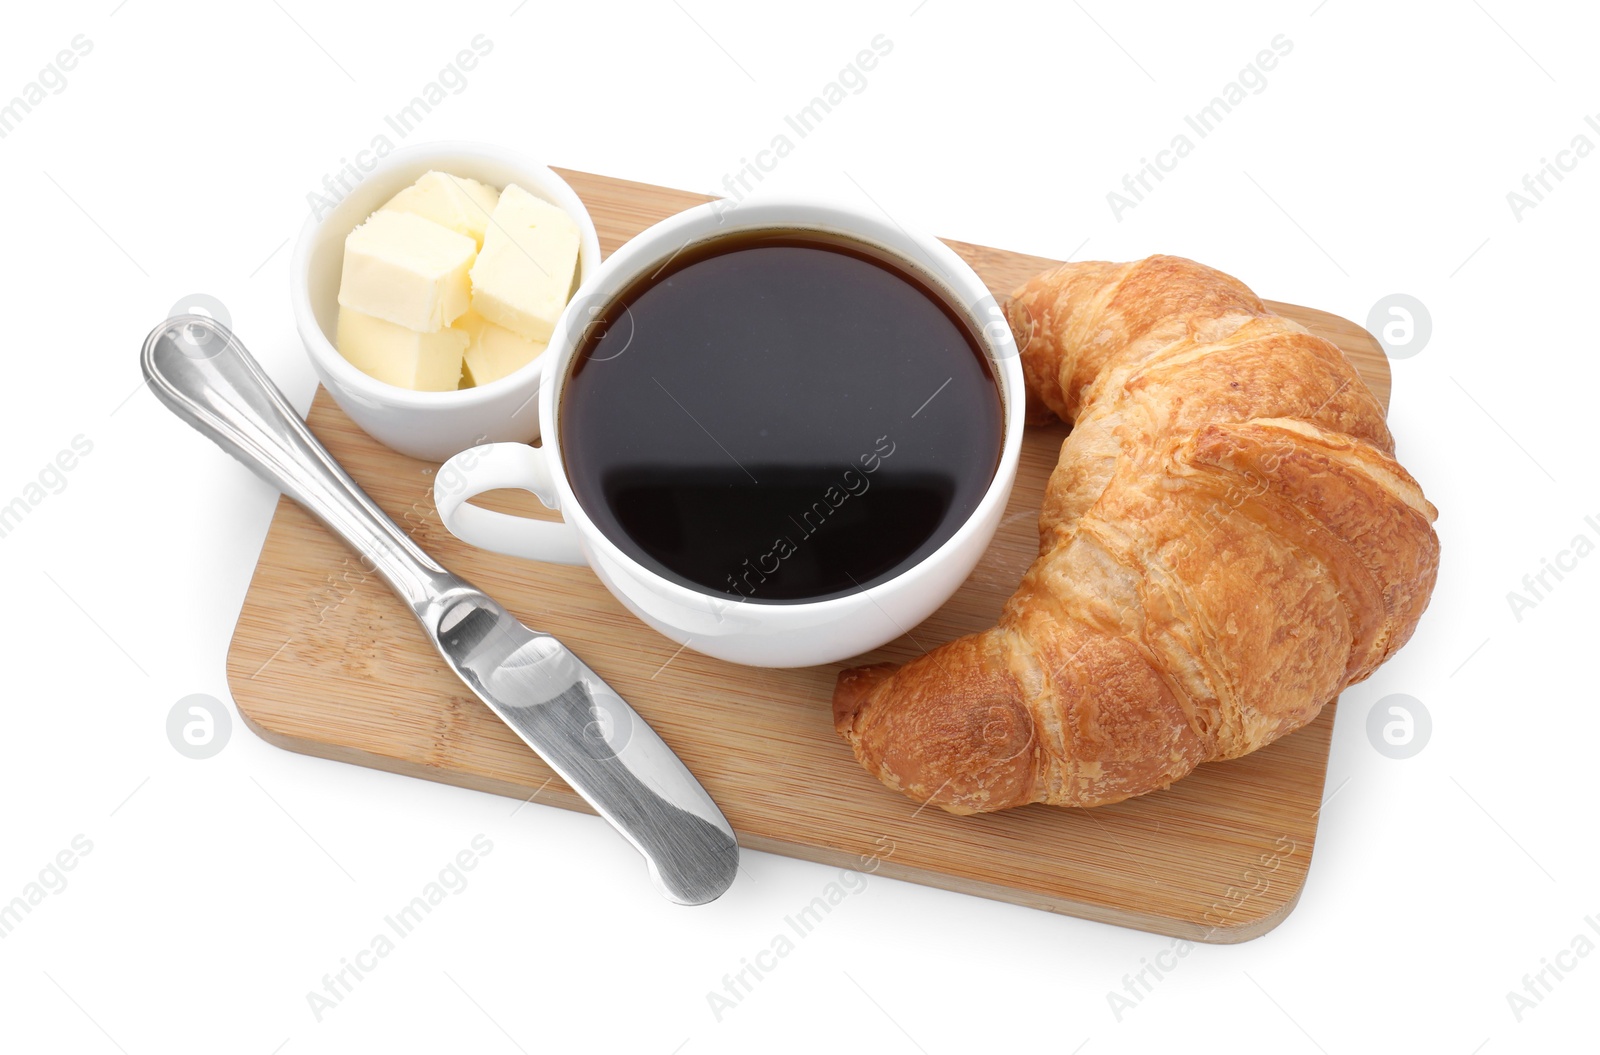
(833, 256, 1439, 813)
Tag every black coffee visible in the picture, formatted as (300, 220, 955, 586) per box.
(560, 229, 1003, 603)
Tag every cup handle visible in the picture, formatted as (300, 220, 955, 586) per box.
(434, 442, 585, 565)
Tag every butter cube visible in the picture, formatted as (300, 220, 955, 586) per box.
(469, 184, 579, 343)
(380, 171, 501, 249)
(336, 308, 468, 391)
(338, 210, 475, 332)
(459, 312, 548, 387)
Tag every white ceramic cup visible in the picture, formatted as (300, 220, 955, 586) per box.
(290, 141, 602, 462)
(434, 198, 1025, 667)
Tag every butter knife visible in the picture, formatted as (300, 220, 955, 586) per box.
(142, 315, 739, 905)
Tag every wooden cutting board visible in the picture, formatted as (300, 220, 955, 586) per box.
(226, 168, 1389, 942)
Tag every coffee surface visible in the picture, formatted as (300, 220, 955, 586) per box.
(561, 230, 1003, 603)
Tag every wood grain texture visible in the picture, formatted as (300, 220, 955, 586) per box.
(226, 168, 1392, 942)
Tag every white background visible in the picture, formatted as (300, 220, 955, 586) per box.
(2, 1, 1595, 1052)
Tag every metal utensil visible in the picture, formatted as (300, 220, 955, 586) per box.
(142, 315, 739, 905)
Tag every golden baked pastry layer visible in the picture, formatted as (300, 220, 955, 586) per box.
(833, 256, 1440, 813)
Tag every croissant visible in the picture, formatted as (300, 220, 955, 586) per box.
(833, 256, 1439, 814)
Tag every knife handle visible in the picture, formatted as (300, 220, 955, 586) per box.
(141, 315, 458, 610)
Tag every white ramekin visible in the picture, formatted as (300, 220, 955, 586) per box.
(290, 140, 602, 462)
